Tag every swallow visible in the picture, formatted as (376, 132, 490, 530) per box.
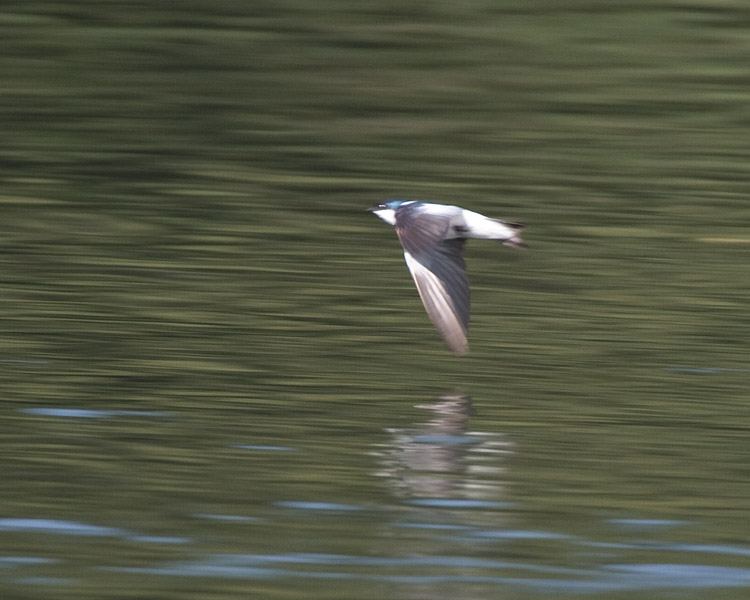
(367, 199, 526, 354)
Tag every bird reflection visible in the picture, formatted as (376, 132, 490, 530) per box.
(370, 395, 514, 600)
(373, 393, 513, 502)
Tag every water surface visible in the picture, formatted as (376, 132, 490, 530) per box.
(2, 1, 750, 599)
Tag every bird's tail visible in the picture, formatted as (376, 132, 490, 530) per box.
(499, 221, 527, 249)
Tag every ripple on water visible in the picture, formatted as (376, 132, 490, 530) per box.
(18, 408, 171, 419)
(13, 577, 73, 586)
(0, 518, 126, 537)
(408, 434, 479, 445)
(234, 444, 297, 452)
(103, 552, 585, 580)
(406, 498, 512, 509)
(0, 557, 57, 566)
(608, 518, 691, 529)
(275, 501, 364, 512)
(100, 547, 750, 593)
(0, 518, 190, 545)
(392, 522, 472, 531)
(193, 514, 261, 523)
(472, 529, 573, 541)
(127, 535, 192, 545)
(606, 563, 750, 587)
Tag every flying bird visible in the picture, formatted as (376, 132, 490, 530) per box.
(367, 199, 526, 355)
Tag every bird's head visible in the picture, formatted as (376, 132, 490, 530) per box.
(366, 199, 406, 213)
(366, 199, 407, 225)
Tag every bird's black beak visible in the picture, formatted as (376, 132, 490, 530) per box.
(365, 205, 379, 212)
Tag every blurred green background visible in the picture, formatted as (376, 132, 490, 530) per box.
(2, 1, 750, 598)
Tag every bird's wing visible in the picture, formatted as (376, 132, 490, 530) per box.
(395, 206, 470, 354)
(394, 203, 455, 255)
(403, 247, 469, 355)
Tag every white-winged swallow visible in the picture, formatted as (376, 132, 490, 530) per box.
(367, 199, 526, 355)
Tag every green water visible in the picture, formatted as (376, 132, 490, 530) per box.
(2, 1, 750, 598)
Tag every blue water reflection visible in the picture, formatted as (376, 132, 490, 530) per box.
(103, 553, 750, 592)
(13, 577, 73, 586)
(18, 408, 171, 419)
(234, 445, 297, 452)
(6, 392, 750, 597)
(0, 518, 189, 545)
(605, 564, 750, 588)
(193, 514, 261, 523)
(0, 519, 126, 537)
(406, 498, 511, 508)
(608, 518, 692, 529)
(0, 557, 57, 566)
(275, 501, 364, 512)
